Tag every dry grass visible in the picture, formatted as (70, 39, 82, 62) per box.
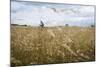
(11, 26, 95, 66)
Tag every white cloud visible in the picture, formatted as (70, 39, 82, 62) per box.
(11, 1, 95, 27)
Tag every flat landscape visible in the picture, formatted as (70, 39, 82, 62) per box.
(11, 25, 95, 66)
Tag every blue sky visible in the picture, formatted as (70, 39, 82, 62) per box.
(11, 1, 95, 27)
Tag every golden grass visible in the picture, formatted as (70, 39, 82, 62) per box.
(11, 26, 95, 66)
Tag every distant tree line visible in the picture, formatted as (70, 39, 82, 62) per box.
(11, 24, 27, 26)
(91, 24, 95, 27)
(65, 24, 69, 26)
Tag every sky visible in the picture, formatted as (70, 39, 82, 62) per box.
(11, 1, 95, 27)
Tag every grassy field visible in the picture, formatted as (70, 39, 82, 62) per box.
(11, 26, 95, 66)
